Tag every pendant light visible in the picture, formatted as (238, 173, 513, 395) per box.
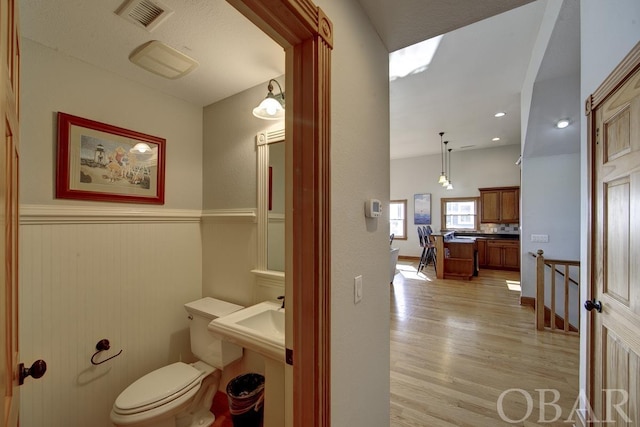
(446, 147, 454, 190)
(437, 132, 447, 184)
(442, 140, 450, 186)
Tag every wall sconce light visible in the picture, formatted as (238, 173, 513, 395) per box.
(253, 79, 285, 120)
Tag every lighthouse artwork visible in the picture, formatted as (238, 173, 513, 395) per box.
(56, 112, 166, 204)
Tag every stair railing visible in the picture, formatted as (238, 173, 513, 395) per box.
(531, 249, 580, 333)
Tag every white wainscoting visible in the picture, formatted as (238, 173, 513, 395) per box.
(19, 205, 203, 427)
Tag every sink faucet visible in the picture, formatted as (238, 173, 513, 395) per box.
(277, 295, 285, 309)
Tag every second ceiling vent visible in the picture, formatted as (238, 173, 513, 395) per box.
(116, 0, 174, 32)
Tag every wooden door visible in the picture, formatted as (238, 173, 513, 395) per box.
(1, 0, 21, 425)
(589, 44, 640, 425)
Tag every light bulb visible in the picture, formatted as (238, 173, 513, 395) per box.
(253, 97, 284, 120)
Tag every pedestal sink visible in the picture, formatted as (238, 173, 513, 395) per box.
(208, 300, 285, 361)
(208, 300, 286, 427)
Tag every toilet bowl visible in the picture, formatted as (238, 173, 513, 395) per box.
(110, 298, 243, 427)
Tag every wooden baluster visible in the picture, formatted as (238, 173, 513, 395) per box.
(550, 263, 556, 330)
(564, 264, 570, 332)
(536, 249, 545, 330)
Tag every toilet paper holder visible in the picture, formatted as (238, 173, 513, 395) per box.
(91, 339, 123, 365)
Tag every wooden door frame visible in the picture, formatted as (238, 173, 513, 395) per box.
(585, 40, 640, 426)
(226, 1, 332, 426)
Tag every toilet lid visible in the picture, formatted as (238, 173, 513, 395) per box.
(115, 362, 202, 411)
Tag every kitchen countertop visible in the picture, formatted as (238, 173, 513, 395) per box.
(450, 232, 520, 241)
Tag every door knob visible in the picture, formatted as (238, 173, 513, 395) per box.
(19, 359, 47, 385)
(584, 299, 602, 313)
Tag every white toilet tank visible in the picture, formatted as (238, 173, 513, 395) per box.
(184, 297, 243, 368)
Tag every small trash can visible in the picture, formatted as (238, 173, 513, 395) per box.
(226, 373, 265, 427)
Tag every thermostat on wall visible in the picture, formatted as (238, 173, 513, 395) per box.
(365, 199, 382, 218)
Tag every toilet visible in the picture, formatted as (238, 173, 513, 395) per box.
(110, 297, 243, 427)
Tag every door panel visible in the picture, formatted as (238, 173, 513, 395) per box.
(500, 188, 519, 223)
(1, 0, 20, 425)
(591, 59, 640, 426)
(480, 191, 500, 223)
(503, 246, 520, 269)
(604, 178, 630, 303)
(486, 245, 502, 268)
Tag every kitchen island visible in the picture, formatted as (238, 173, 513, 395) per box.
(434, 234, 478, 280)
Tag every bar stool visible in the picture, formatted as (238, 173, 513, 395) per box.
(422, 226, 437, 274)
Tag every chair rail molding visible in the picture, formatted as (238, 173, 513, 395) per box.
(20, 204, 201, 225)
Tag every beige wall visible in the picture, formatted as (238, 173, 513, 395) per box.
(202, 78, 284, 211)
(317, 0, 392, 424)
(201, 79, 284, 307)
(20, 39, 204, 210)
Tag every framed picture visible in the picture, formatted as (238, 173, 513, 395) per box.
(414, 193, 431, 224)
(56, 112, 166, 204)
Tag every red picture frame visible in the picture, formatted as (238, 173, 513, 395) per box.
(56, 112, 166, 204)
(268, 166, 273, 211)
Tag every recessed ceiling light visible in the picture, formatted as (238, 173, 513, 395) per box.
(492, 137, 500, 141)
(556, 119, 570, 129)
(494, 112, 506, 118)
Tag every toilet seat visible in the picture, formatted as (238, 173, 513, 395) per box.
(113, 362, 204, 417)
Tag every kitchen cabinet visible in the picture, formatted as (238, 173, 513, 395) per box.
(477, 239, 487, 267)
(434, 236, 478, 280)
(479, 186, 519, 223)
(486, 239, 520, 270)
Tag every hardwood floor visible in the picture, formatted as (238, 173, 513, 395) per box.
(390, 261, 579, 427)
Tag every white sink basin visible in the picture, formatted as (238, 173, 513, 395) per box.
(208, 300, 285, 362)
(237, 308, 284, 339)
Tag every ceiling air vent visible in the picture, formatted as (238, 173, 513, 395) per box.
(116, 0, 174, 32)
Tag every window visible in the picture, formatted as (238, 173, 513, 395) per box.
(389, 200, 407, 240)
(441, 197, 479, 231)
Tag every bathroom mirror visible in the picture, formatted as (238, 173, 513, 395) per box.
(267, 141, 285, 271)
(255, 128, 285, 277)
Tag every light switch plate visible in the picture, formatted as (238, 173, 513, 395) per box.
(354, 275, 363, 304)
(531, 234, 549, 243)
